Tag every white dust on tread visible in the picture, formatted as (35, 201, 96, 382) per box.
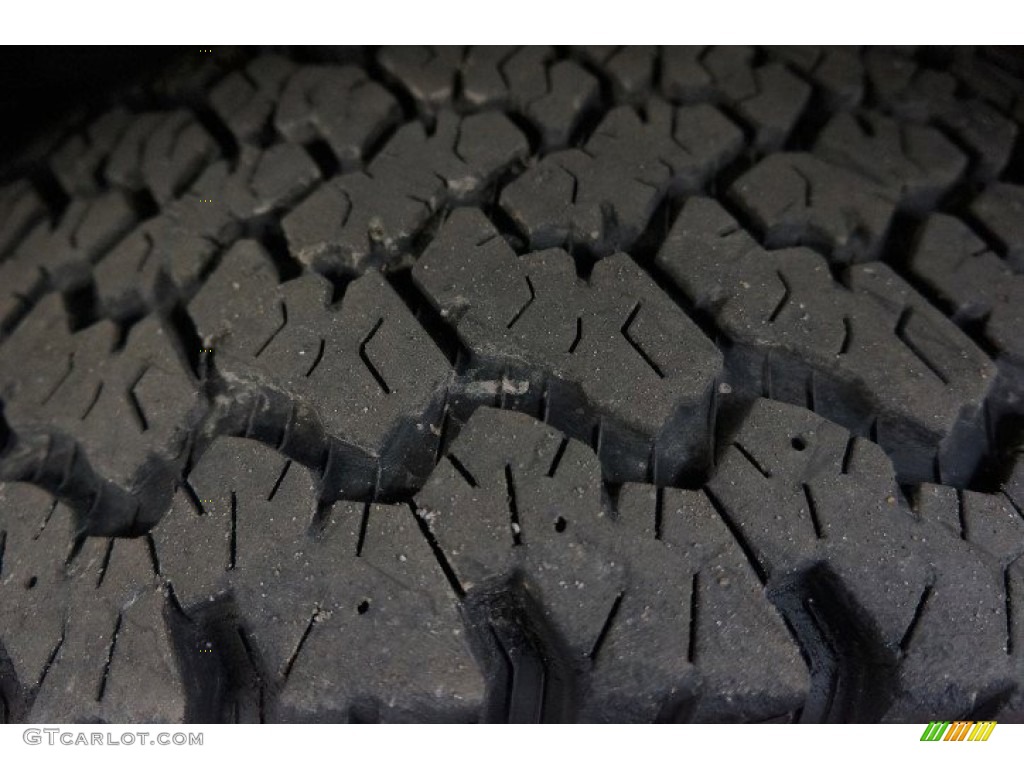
(463, 376, 530, 397)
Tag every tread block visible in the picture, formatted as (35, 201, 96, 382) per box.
(378, 46, 465, 114)
(274, 64, 401, 171)
(94, 143, 320, 320)
(814, 111, 967, 211)
(3, 45, 1023, 726)
(0, 483, 189, 722)
(15, 191, 138, 292)
(49, 108, 134, 196)
(188, 240, 452, 496)
(729, 152, 897, 264)
(499, 100, 742, 257)
(462, 46, 544, 109)
(0, 234, 47, 338)
(147, 49, 244, 105)
(0, 484, 74, 707)
(909, 214, 1024, 366)
(970, 183, 1024, 272)
(571, 46, 657, 103)
(104, 111, 220, 204)
(413, 207, 723, 484)
(153, 437, 484, 722)
(462, 47, 600, 149)
(283, 110, 527, 275)
(763, 46, 864, 109)
(0, 191, 138, 324)
(1007, 453, 1024, 511)
(384, 47, 658, 150)
(661, 46, 812, 151)
(656, 197, 995, 484)
(210, 54, 296, 144)
(706, 398, 1016, 721)
(959, 487, 1024, 564)
(0, 295, 199, 530)
(188, 142, 321, 225)
(415, 406, 808, 722)
(951, 49, 1024, 115)
(94, 227, 221, 325)
(0, 179, 47, 261)
(27, 537, 187, 723)
(866, 51, 1018, 180)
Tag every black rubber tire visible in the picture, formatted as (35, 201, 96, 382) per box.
(1, 45, 1024, 724)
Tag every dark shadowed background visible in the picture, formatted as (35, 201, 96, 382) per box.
(0, 46, 188, 167)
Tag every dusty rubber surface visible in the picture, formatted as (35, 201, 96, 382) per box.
(1, 45, 1024, 723)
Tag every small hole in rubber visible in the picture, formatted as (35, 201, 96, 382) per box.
(555, 516, 567, 533)
(357, 600, 370, 615)
(791, 436, 807, 451)
(25, 576, 38, 590)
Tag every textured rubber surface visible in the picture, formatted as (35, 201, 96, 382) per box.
(412, 207, 722, 485)
(1, 45, 1024, 724)
(656, 196, 994, 485)
(500, 100, 742, 256)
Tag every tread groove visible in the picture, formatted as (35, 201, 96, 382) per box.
(356, 501, 371, 557)
(838, 316, 852, 356)
(703, 486, 768, 585)
(358, 318, 391, 394)
(568, 316, 583, 354)
(768, 270, 792, 323)
(620, 302, 664, 378)
(228, 490, 238, 570)
(145, 532, 160, 576)
(687, 572, 698, 664)
(654, 486, 664, 540)
(732, 441, 773, 479)
(447, 453, 478, 488)
(180, 479, 206, 516)
(79, 381, 104, 421)
(802, 482, 823, 539)
(126, 366, 151, 432)
(504, 463, 523, 547)
(41, 354, 75, 406)
(841, 436, 856, 475)
(506, 276, 536, 329)
(282, 607, 319, 680)
(36, 622, 67, 690)
(95, 538, 115, 588)
(410, 501, 465, 598)
(546, 437, 570, 478)
(254, 301, 288, 359)
(899, 582, 935, 654)
(588, 591, 624, 662)
(303, 339, 326, 378)
(1005, 563, 1015, 656)
(33, 499, 59, 541)
(266, 460, 292, 502)
(96, 611, 123, 702)
(894, 306, 950, 385)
